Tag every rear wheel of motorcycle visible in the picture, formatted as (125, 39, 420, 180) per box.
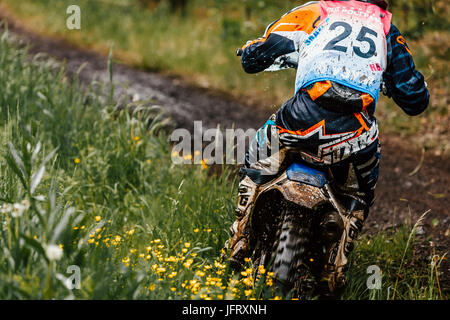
(272, 203, 315, 299)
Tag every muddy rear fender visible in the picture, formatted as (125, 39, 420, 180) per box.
(256, 173, 329, 210)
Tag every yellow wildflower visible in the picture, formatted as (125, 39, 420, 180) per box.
(201, 159, 208, 170)
(156, 267, 166, 274)
(183, 259, 194, 269)
(214, 261, 226, 269)
(165, 256, 178, 263)
(195, 270, 205, 277)
(242, 277, 253, 287)
(258, 265, 266, 274)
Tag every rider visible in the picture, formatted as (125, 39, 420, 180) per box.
(225, 0, 429, 293)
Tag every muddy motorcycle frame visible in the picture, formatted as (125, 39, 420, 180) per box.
(248, 161, 364, 298)
(236, 49, 364, 297)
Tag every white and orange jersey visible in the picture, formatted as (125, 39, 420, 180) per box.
(242, 1, 392, 102)
(241, 1, 429, 165)
(295, 1, 391, 101)
(242, 1, 321, 52)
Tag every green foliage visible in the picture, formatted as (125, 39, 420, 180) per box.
(0, 32, 239, 299)
(343, 226, 443, 300)
(389, 0, 450, 39)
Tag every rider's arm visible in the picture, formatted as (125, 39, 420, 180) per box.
(241, 34, 296, 74)
(240, 2, 320, 74)
(383, 24, 430, 116)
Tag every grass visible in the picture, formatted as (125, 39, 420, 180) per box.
(0, 31, 445, 300)
(0, 29, 238, 299)
(343, 212, 445, 300)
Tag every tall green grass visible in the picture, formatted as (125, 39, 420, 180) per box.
(0, 29, 238, 299)
(0, 30, 444, 300)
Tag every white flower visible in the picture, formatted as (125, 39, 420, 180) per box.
(45, 244, 63, 261)
(21, 199, 30, 210)
(1, 204, 12, 214)
(34, 195, 46, 202)
(12, 203, 25, 218)
(132, 93, 140, 102)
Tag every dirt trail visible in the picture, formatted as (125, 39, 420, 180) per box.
(1, 13, 448, 293)
(0, 15, 268, 134)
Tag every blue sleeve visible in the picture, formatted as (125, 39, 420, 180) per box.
(384, 24, 430, 116)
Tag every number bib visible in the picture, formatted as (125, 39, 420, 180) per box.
(295, 0, 392, 101)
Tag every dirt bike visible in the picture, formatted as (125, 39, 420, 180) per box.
(246, 161, 361, 299)
(235, 49, 361, 299)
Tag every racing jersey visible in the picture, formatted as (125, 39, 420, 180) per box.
(241, 0, 429, 116)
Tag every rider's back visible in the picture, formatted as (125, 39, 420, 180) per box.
(242, 1, 429, 115)
(240, 0, 429, 164)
